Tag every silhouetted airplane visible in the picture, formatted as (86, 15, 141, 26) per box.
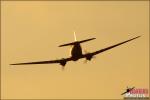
(10, 32, 141, 68)
(121, 87, 135, 95)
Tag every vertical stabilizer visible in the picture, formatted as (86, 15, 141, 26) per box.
(74, 32, 77, 41)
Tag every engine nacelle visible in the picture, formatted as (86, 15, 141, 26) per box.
(60, 60, 67, 66)
(86, 54, 93, 61)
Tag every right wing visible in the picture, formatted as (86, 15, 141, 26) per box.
(10, 57, 73, 66)
(129, 87, 135, 92)
(81, 36, 141, 59)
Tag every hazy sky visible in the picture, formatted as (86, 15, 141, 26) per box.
(1, 1, 149, 99)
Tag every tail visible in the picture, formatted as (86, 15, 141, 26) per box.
(74, 31, 77, 41)
(59, 32, 96, 47)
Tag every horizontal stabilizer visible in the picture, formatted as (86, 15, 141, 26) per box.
(59, 38, 96, 47)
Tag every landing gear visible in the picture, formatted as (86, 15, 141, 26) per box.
(61, 66, 65, 71)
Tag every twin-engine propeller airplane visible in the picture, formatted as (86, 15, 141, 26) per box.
(121, 86, 135, 95)
(10, 32, 141, 68)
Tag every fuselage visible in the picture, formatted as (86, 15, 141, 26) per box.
(71, 42, 83, 61)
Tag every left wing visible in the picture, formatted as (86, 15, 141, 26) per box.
(121, 91, 128, 95)
(81, 36, 141, 60)
(10, 57, 73, 66)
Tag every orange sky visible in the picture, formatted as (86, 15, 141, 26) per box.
(1, 1, 149, 99)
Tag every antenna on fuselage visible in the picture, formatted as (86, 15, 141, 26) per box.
(74, 31, 77, 41)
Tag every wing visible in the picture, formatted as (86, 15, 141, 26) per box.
(130, 87, 135, 91)
(10, 57, 72, 66)
(82, 36, 141, 59)
(121, 91, 128, 95)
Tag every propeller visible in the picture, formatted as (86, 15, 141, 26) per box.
(61, 66, 65, 71)
(83, 49, 96, 63)
(84, 59, 88, 64)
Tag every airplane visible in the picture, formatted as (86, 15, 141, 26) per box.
(121, 86, 135, 95)
(10, 32, 141, 69)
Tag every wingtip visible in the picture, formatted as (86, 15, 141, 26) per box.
(90, 37, 96, 40)
(137, 35, 142, 38)
(10, 64, 18, 65)
(10, 63, 25, 65)
(132, 35, 141, 40)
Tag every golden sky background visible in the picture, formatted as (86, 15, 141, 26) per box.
(1, 1, 149, 99)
